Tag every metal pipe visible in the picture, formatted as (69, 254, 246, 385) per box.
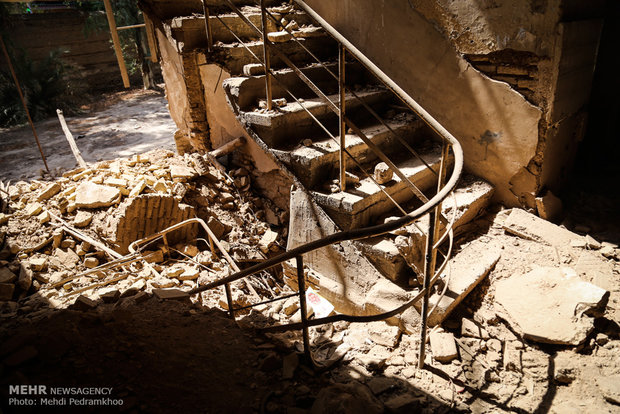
(418, 208, 436, 369)
(296, 255, 312, 362)
(338, 44, 346, 192)
(259, 0, 273, 110)
(0, 34, 50, 173)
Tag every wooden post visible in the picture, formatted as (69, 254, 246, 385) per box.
(0, 34, 50, 173)
(143, 13, 158, 63)
(103, 0, 130, 88)
(56, 109, 87, 169)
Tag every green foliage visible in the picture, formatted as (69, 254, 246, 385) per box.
(0, 49, 82, 128)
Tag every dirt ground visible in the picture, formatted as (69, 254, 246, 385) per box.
(0, 88, 176, 182)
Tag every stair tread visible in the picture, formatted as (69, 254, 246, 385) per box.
(311, 144, 445, 213)
(241, 88, 390, 125)
(273, 116, 418, 155)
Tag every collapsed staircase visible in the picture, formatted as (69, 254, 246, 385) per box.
(160, 1, 494, 330)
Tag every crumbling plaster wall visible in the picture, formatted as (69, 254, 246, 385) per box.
(304, 0, 600, 207)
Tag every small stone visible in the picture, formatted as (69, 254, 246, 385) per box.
(129, 180, 147, 197)
(101, 289, 120, 303)
(374, 162, 393, 184)
(0, 213, 9, 225)
(595, 333, 609, 346)
(584, 235, 601, 250)
(37, 210, 50, 224)
(153, 288, 189, 301)
(25, 203, 42, 217)
(72, 295, 97, 311)
(18, 263, 33, 290)
(37, 182, 61, 201)
(487, 338, 502, 353)
(0, 267, 17, 284)
(83, 257, 99, 268)
(164, 266, 184, 278)
(73, 211, 93, 228)
(302, 139, 313, 146)
(29, 257, 47, 272)
(368, 321, 401, 347)
(170, 165, 195, 181)
(267, 30, 293, 42)
(0, 283, 15, 301)
(461, 318, 490, 339)
(429, 331, 458, 363)
(178, 268, 200, 281)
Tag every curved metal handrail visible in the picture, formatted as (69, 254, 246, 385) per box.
(187, 0, 465, 369)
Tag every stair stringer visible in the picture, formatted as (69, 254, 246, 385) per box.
(286, 186, 420, 329)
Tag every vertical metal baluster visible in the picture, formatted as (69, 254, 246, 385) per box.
(339, 44, 347, 192)
(260, 0, 273, 110)
(202, 0, 213, 52)
(296, 255, 312, 363)
(418, 208, 436, 369)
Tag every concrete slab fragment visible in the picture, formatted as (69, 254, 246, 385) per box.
(74, 182, 121, 209)
(503, 208, 578, 247)
(415, 238, 501, 326)
(494, 267, 609, 345)
(430, 331, 458, 363)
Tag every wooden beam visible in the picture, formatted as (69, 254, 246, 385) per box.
(143, 13, 158, 63)
(56, 109, 87, 169)
(102, 0, 130, 88)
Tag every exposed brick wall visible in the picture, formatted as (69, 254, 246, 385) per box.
(105, 194, 197, 253)
(465, 51, 541, 106)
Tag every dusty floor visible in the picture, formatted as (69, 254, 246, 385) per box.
(1, 91, 619, 414)
(0, 88, 176, 182)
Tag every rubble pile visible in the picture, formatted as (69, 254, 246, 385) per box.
(0, 149, 287, 317)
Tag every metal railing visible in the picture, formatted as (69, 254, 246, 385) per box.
(192, 0, 464, 369)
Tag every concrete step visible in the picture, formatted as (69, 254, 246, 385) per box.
(223, 61, 368, 111)
(213, 34, 336, 75)
(239, 88, 392, 147)
(312, 144, 449, 230)
(272, 116, 427, 188)
(353, 176, 495, 285)
(165, 8, 316, 51)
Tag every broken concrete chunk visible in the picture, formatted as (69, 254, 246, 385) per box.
(37, 210, 50, 224)
(242, 63, 265, 76)
(429, 331, 458, 363)
(170, 165, 195, 181)
(18, 263, 33, 290)
(74, 182, 120, 209)
(178, 268, 200, 281)
(72, 295, 97, 311)
(584, 235, 601, 250)
(84, 257, 99, 268)
(461, 318, 490, 339)
(259, 229, 278, 253)
(535, 191, 562, 221)
(153, 288, 190, 301)
(73, 211, 93, 228)
(416, 238, 501, 326)
(25, 203, 42, 217)
(494, 267, 609, 345)
(0, 267, 17, 284)
(37, 182, 61, 201)
(503, 208, 578, 247)
(100, 289, 120, 303)
(207, 216, 231, 240)
(267, 30, 293, 42)
(129, 180, 147, 197)
(374, 162, 393, 184)
(29, 257, 47, 272)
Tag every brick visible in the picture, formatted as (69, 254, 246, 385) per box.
(153, 288, 190, 301)
(429, 331, 458, 363)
